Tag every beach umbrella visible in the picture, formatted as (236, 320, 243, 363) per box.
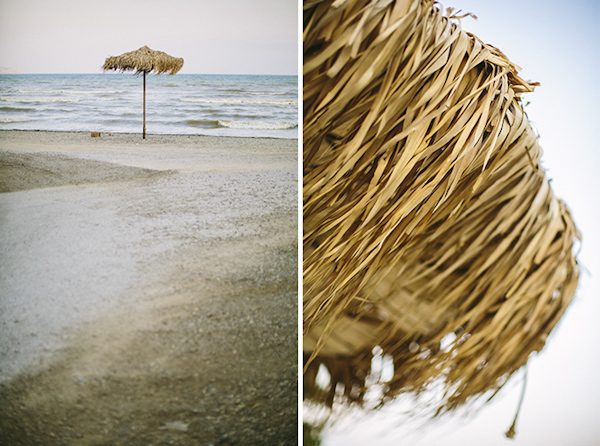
(303, 0, 580, 428)
(103, 46, 184, 139)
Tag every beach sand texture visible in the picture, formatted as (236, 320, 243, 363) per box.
(0, 130, 298, 445)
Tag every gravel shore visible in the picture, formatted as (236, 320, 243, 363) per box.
(0, 130, 299, 445)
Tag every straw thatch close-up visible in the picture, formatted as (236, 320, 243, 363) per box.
(103, 45, 184, 75)
(303, 0, 580, 417)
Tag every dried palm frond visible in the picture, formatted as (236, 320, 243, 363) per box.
(303, 0, 580, 416)
(103, 45, 183, 75)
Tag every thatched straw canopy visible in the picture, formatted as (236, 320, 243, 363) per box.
(103, 45, 183, 75)
(303, 0, 580, 416)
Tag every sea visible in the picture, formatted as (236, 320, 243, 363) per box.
(0, 74, 298, 139)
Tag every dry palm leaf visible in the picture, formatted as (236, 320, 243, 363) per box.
(303, 0, 580, 415)
(103, 45, 184, 75)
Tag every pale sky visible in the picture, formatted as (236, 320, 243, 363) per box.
(0, 0, 298, 74)
(319, 0, 600, 445)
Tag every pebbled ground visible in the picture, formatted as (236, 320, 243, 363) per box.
(0, 130, 299, 445)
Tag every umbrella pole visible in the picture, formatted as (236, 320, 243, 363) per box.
(143, 71, 146, 139)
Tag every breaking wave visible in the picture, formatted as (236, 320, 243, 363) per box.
(1, 97, 80, 103)
(218, 121, 298, 130)
(18, 89, 124, 95)
(185, 119, 220, 129)
(180, 98, 297, 106)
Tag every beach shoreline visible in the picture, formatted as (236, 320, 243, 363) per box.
(0, 129, 298, 444)
(1, 129, 298, 191)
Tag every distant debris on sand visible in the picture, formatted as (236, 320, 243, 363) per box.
(0, 67, 22, 74)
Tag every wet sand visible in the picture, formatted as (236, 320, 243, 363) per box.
(0, 130, 298, 445)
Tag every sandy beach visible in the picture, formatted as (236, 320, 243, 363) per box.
(0, 130, 298, 445)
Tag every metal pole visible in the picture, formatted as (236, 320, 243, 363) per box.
(143, 71, 146, 139)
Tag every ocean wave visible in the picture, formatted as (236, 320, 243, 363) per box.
(186, 119, 220, 129)
(71, 90, 125, 95)
(18, 90, 62, 94)
(218, 120, 297, 130)
(180, 98, 297, 106)
(247, 91, 289, 96)
(0, 117, 33, 123)
(17, 89, 124, 95)
(1, 97, 80, 103)
(219, 90, 293, 96)
(0, 106, 35, 112)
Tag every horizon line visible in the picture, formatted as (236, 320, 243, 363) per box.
(0, 71, 298, 76)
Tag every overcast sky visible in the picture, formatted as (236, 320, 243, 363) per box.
(319, 0, 600, 445)
(0, 0, 298, 75)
